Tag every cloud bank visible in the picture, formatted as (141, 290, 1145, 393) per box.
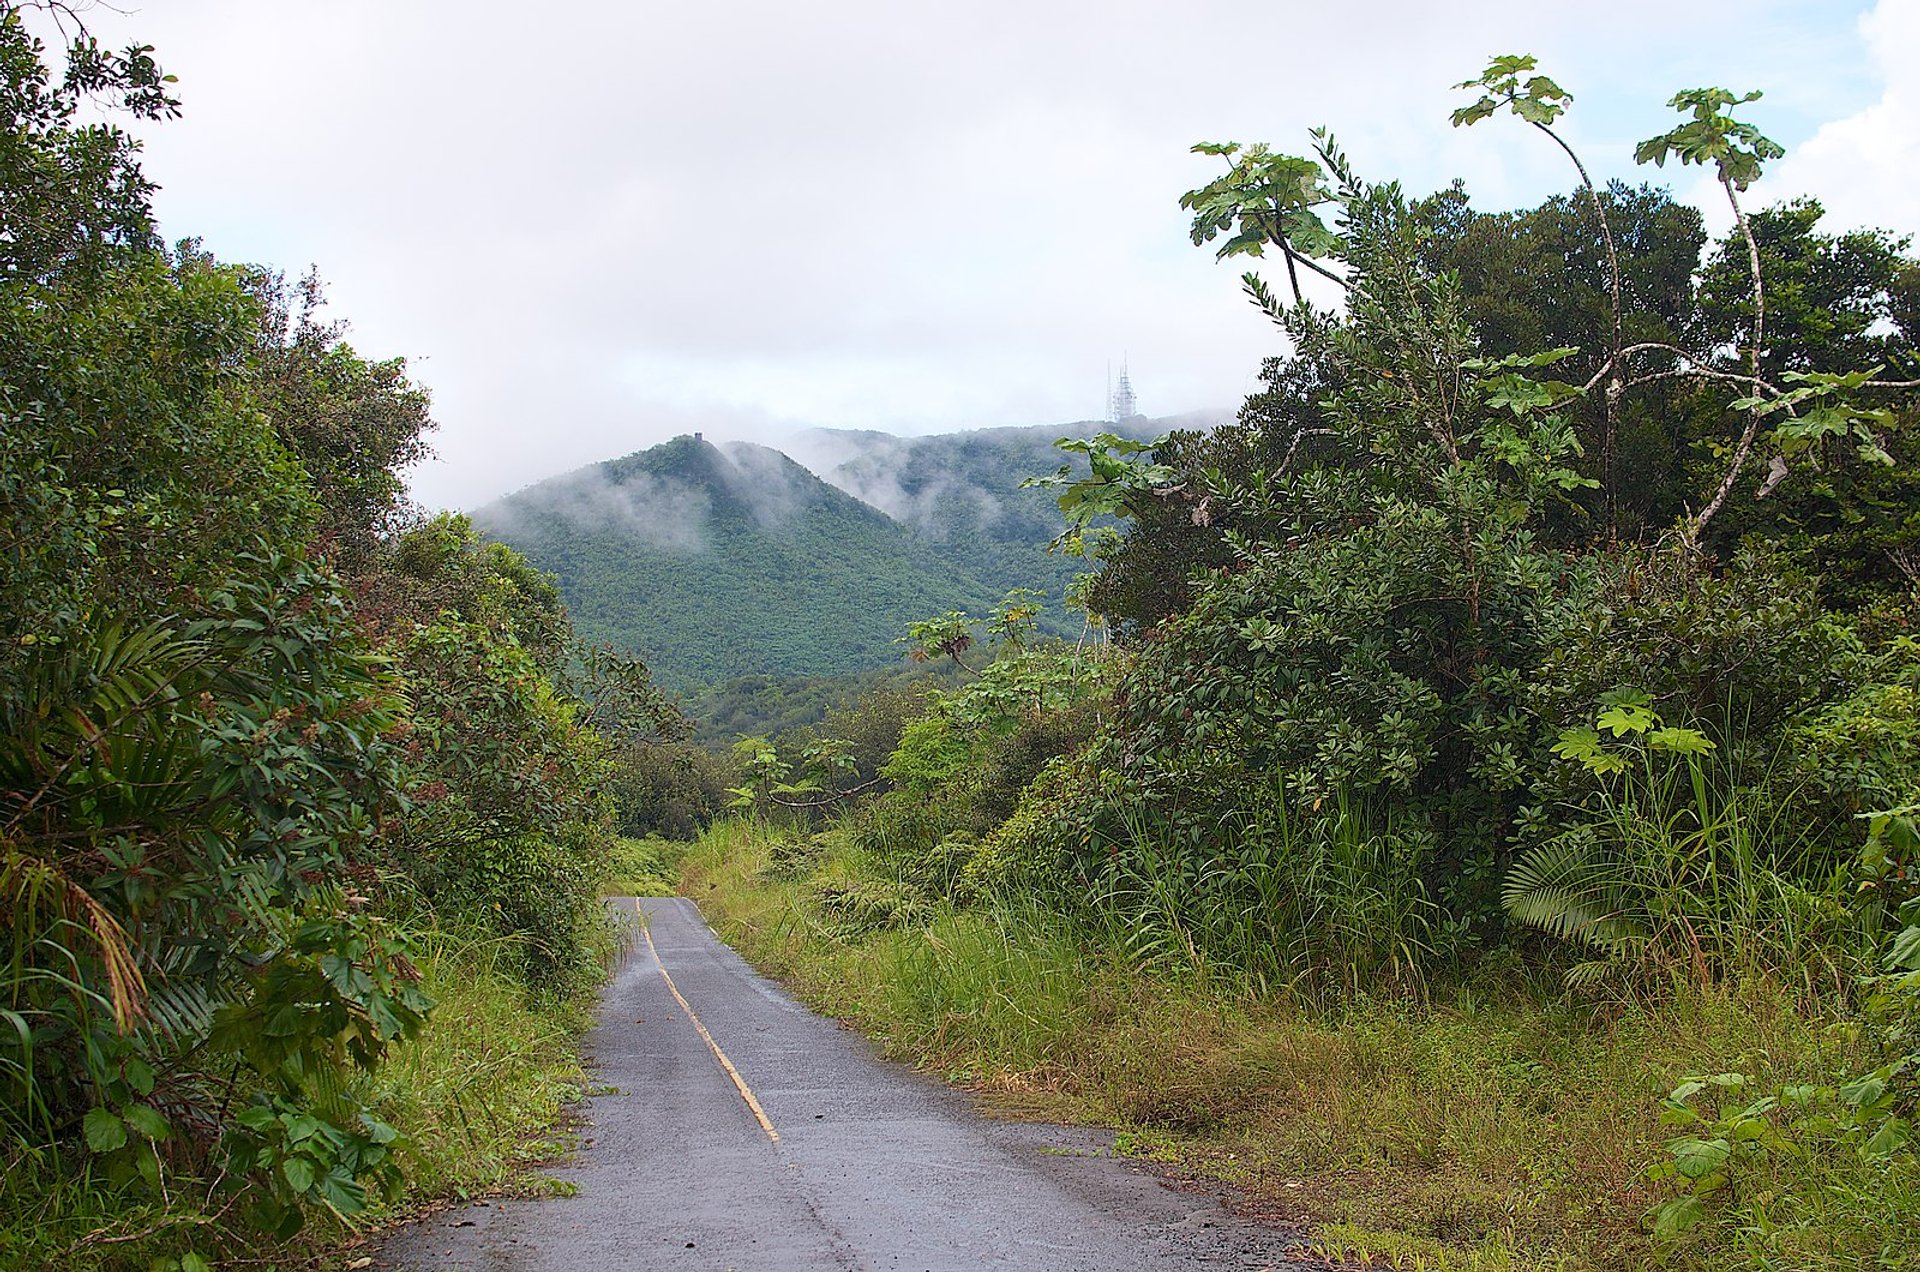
(63, 1, 1894, 509)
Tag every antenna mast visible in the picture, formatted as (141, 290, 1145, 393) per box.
(1108, 358, 1137, 423)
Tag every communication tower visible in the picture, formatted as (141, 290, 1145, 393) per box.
(1107, 360, 1138, 422)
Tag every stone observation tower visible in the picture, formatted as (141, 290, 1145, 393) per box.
(1107, 361, 1138, 422)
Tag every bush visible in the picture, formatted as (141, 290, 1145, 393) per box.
(610, 740, 734, 840)
(607, 835, 682, 895)
(1528, 547, 1861, 769)
(972, 701, 1099, 824)
(1786, 636, 1920, 821)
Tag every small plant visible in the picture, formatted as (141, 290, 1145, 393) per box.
(1505, 689, 1861, 991)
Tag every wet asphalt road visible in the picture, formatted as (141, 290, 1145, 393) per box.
(374, 897, 1310, 1271)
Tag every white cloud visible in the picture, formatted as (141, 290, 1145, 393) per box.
(1762, 0, 1920, 241)
(58, 1, 1889, 508)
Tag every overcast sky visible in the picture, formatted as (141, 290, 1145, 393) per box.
(68, 0, 1919, 510)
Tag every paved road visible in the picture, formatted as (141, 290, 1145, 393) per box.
(375, 897, 1310, 1271)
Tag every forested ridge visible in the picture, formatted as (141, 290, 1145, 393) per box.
(471, 419, 1171, 687)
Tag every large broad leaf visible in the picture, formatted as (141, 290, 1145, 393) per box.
(1888, 925, 1920, 973)
(1596, 702, 1655, 737)
(1651, 1194, 1706, 1241)
(123, 1103, 169, 1141)
(1646, 726, 1715, 756)
(1863, 1116, 1910, 1159)
(280, 1154, 316, 1194)
(83, 1107, 127, 1153)
(1668, 1136, 1730, 1180)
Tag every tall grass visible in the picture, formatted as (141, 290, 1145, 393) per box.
(358, 930, 601, 1199)
(1506, 742, 1880, 1007)
(683, 816, 1920, 1271)
(1074, 783, 1438, 1005)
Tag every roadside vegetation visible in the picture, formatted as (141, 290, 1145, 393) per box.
(679, 57, 1920, 1272)
(6, 4, 1918, 1266)
(0, 8, 677, 1266)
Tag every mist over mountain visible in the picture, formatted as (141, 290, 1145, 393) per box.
(784, 411, 1223, 544)
(472, 415, 1226, 688)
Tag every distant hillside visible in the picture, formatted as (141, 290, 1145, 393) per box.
(473, 436, 1005, 687)
(785, 414, 1218, 606)
(473, 414, 1227, 688)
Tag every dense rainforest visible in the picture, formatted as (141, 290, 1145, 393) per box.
(7, 4, 1920, 1268)
(0, 11, 682, 1266)
(471, 419, 1172, 687)
(672, 60, 1920, 1271)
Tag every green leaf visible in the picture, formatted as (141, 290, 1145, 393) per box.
(1597, 703, 1655, 737)
(1888, 925, 1920, 973)
(1651, 1194, 1705, 1241)
(123, 1103, 169, 1141)
(1668, 1136, 1730, 1179)
(281, 1154, 316, 1194)
(1863, 1116, 1909, 1158)
(1838, 1072, 1887, 1108)
(124, 1056, 156, 1096)
(84, 1108, 128, 1153)
(317, 1168, 369, 1214)
(1646, 727, 1715, 755)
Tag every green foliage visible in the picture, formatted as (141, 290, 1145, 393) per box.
(0, 544, 428, 1227)
(1022, 432, 1177, 554)
(1646, 1056, 1917, 1259)
(817, 877, 931, 937)
(1069, 783, 1443, 1004)
(1506, 691, 1869, 996)
(1634, 88, 1784, 193)
(1528, 548, 1858, 758)
(684, 662, 958, 751)
(0, 8, 174, 291)
(609, 741, 734, 840)
(244, 266, 435, 569)
(1180, 142, 1339, 265)
(882, 715, 972, 793)
(0, 13, 648, 1253)
(663, 50, 1920, 1272)
(605, 835, 683, 895)
(1785, 637, 1920, 819)
(1451, 54, 1573, 129)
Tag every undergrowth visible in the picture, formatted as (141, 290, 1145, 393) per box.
(681, 819, 1919, 1271)
(0, 932, 602, 1271)
(606, 834, 685, 897)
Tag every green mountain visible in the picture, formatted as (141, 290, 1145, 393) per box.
(472, 416, 1221, 688)
(790, 413, 1216, 603)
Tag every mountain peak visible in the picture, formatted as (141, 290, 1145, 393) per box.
(469, 414, 1228, 687)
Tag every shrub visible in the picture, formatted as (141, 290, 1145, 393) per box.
(610, 740, 734, 840)
(1786, 636, 1920, 822)
(1527, 547, 1861, 770)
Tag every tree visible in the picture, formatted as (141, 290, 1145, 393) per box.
(245, 265, 437, 570)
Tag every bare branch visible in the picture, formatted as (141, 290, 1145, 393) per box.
(1691, 177, 1768, 538)
(1528, 118, 1627, 534)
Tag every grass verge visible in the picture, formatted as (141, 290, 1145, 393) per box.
(680, 818, 1918, 1272)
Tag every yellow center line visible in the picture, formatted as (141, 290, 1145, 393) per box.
(636, 899, 781, 1144)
